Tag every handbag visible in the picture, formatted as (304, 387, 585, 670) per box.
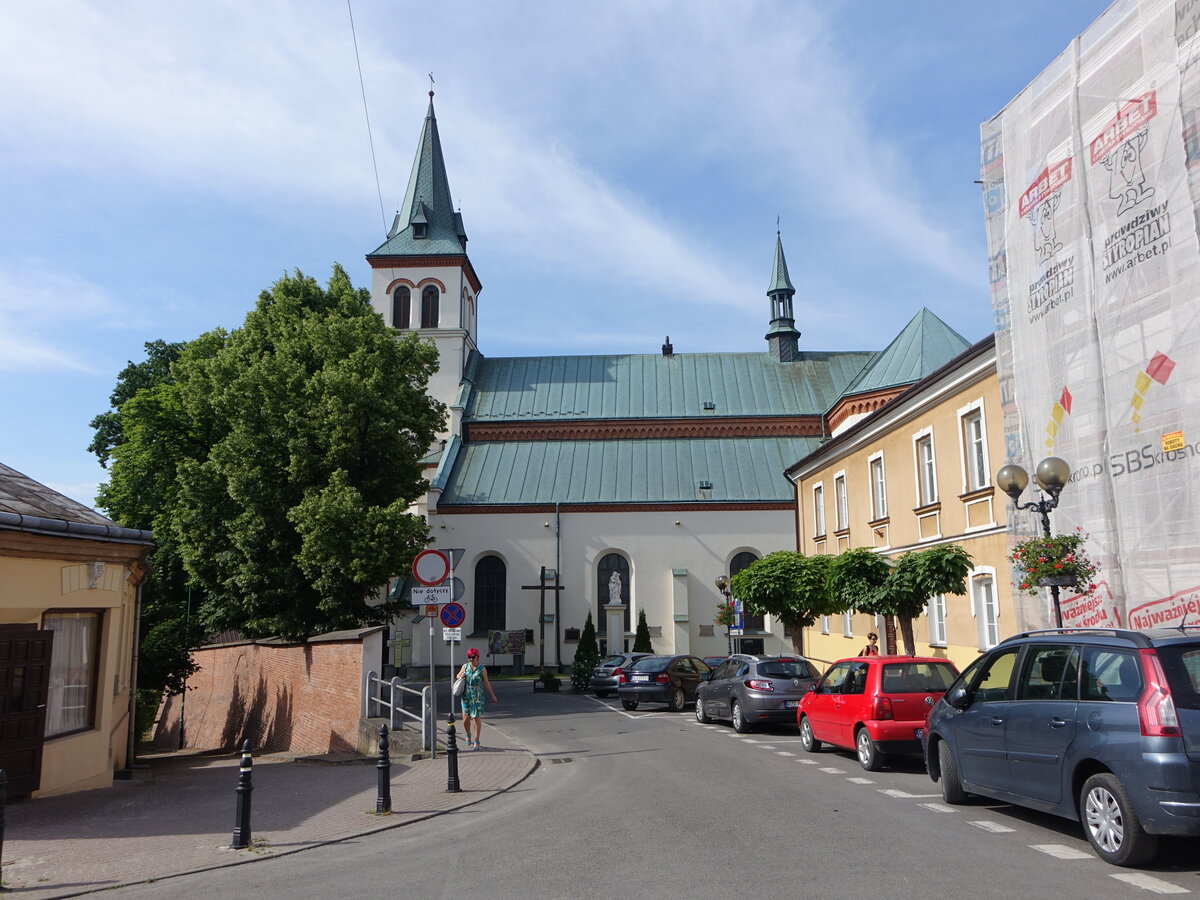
(452, 675, 466, 697)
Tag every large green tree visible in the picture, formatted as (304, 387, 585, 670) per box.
(729, 551, 840, 656)
(881, 545, 973, 656)
(827, 547, 895, 651)
(97, 265, 444, 645)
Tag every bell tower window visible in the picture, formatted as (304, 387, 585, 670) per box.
(392, 286, 411, 329)
(421, 285, 439, 328)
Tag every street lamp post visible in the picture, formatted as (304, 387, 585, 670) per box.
(996, 456, 1072, 629)
(714, 575, 733, 654)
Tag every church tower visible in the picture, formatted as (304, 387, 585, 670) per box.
(765, 233, 800, 362)
(367, 92, 480, 440)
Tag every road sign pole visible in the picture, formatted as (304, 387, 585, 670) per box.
(428, 616, 435, 759)
(449, 555, 456, 717)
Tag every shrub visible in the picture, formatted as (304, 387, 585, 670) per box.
(571, 612, 600, 692)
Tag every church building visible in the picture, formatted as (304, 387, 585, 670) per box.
(367, 95, 972, 671)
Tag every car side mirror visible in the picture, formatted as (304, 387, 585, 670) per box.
(945, 684, 970, 710)
(807, 683, 817, 693)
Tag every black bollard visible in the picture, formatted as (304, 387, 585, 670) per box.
(0, 769, 6, 884)
(376, 723, 391, 814)
(231, 739, 254, 849)
(445, 712, 461, 793)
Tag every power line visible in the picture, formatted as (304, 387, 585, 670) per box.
(347, 0, 387, 236)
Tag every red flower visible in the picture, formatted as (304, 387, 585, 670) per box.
(1020, 582, 1029, 590)
(1038, 556, 1047, 563)
(1053, 562, 1063, 569)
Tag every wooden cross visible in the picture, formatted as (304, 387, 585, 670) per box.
(521, 565, 566, 671)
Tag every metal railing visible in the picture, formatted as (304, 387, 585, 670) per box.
(364, 672, 434, 754)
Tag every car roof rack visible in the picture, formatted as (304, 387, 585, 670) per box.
(1007, 627, 1152, 648)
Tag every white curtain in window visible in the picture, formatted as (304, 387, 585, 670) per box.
(45, 611, 99, 736)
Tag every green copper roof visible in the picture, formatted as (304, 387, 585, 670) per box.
(437, 437, 821, 506)
(368, 95, 467, 258)
(768, 233, 795, 294)
(463, 351, 876, 422)
(839, 308, 970, 397)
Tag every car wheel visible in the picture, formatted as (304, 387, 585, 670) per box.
(668, 687, 686, 712)
(799, 715, 822, 752)
(621, 696, 639, 711)
(732, 700, 751, 733)
(595, 690, 611, 699)
(856, 727, 884, 772)
(695, 696, 711, 723)
(937, 740, 968, 804)
(1081, 772, 1159, 867)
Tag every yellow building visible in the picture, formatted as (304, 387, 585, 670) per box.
(785, 334, 1012, 673)
(0, 463, 152, 797)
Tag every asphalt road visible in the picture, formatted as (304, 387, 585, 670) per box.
(109, 679, 1200, 899)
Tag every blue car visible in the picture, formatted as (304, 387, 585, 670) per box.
(617, 654, 711, 711)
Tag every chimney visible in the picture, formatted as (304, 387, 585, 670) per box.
(662, 336, 674, 357)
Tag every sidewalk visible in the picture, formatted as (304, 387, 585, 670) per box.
(2, 721, 536, 899)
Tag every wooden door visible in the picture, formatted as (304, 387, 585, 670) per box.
(0, 625, 53, 799)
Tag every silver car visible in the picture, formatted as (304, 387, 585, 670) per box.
(590, 652, 652, 698)
(696, 654, 820, 732)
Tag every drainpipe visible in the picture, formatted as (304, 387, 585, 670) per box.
(554, 502, 561, 671)
(125, 578, 143, 772)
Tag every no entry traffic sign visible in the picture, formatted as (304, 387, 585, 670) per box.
(412, 549, 450, 586)
(440, 602, 465, 628)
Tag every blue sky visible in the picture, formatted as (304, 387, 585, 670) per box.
(0, 0, 1113, 510)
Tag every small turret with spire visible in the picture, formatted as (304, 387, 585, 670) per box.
(766, 231, 800, 362)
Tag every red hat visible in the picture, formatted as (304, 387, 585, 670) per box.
(467, 647, 480, 658)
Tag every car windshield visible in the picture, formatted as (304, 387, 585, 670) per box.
(759, 661, 812, 679)
(1156, 643, 1200, 709)
(880, 661, 957, 692)
(629, 656, 671, 672)
(598, 655, 626, 667)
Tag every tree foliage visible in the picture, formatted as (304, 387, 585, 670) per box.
(632, 608, 654, 653)
(96, 265, 445, 649)
(882, 545, 973, 656)
(729, 551, 840, 655)
(571, 612, 600, 692)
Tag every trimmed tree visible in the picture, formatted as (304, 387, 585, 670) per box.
(883, 545, 974, 656)
(632, 609, 654, 653)
(826, 547, 894, 651)
(728, 551, 841, 656)
(571, 612, 600, 692)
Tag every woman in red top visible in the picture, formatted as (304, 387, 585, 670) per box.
(861, 632, 880, 656)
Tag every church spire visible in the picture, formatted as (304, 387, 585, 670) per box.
(765, 232, 800, 362)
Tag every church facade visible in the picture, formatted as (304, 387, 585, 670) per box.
(367, 96, 973, 671)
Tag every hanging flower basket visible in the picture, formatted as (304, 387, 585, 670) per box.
(1011, 528, 1100, 599)
(715, 601, 737, 628)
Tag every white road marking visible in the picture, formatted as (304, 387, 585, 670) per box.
(1031, 844, 1093, 860)
(759, 745, 777, 750)
(741, 739, 761, 744)
(819, 767, 845, 774)
(918, 802, 958, 813)
(796, 759, 819, 765)
(1110, 873, 1189, 894)
(847, 777, 875, 784)
(878, 789, 940, 799)
(968, 820, 1015, 834)
(776, 751, 796, 757)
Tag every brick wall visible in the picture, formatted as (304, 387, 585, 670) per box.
(154, 636, 369, 755)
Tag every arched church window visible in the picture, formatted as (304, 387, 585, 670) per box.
(392, 286, 411, 329)
(596, 553, 630, 635)
(730, 551, 763, 631)
(421, 285, 439, 328)
(474, 555, 506, 633)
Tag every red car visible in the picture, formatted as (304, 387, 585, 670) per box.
(797, 655, 959, 771)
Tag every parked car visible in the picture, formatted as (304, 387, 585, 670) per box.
(696, 654, 820, 732)
(798, 655, 958, 771)
(617, 654, 711, 711)
(590, 652, 652, 698)
(703, 655, 729, 669)
(924, 627, 1200, 867)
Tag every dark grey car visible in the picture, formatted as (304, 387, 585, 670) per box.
(696, 654, 819, 733)
(925, 627, 1200, 867)
(590, 652, 652, 697)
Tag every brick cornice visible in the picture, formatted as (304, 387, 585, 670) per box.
(435, 501, 794, 514)
(368, 254, 482, 293)
(825, 387, 903, 434)
(464, 416, 823, 442)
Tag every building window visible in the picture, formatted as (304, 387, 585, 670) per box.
(868, 454, 887, 520)
(812, 484, 825, 536)
(44, 610, 102, 738)
(820, 615, 830, 635)
(961, 407, 988, 492)
(915, 432, 937, 506)
(972, 572, 999, 650)
(730, 552, 762, 631)
(927, 593, 947, 647)
(420, 285, 439, 328)
(392, 286, 411, 329)
(842, 611, 853, 638)
(834, 473, 848, 531)
(597, 553, 631, 634)
(473, 555, 506, 633)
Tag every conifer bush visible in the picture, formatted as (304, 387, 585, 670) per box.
(571, 612, 600, 692)
(633, 609, 655, 653)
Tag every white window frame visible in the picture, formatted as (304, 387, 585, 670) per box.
(867, 452, 887, 520)
(812, 483, 826, 537)
(842, 611, 853, 637)
(913, 427, 938, 506)
(957, 399, 990, 493)
(927, 593, 947, 647)
(970, 568, 999, 650)
(820, 615, 830, 635)
(833, 470, 848, 531)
